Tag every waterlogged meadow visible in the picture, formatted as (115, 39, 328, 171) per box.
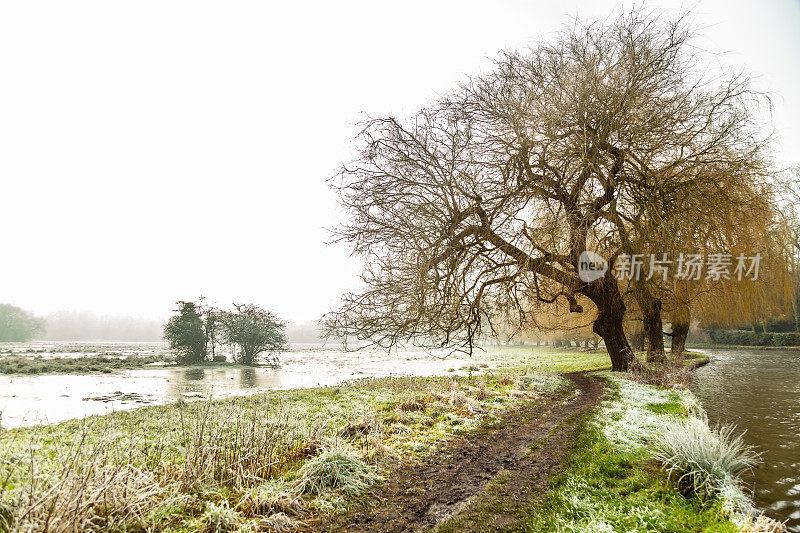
(0, 342, 607, 428)
(0, 369, 567, 532)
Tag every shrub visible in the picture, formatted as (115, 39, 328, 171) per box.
(773, 332, 800, 346)
(650, 417, 759, 498)
(708, 329, 800, 346)
(757, 333, 774, 346)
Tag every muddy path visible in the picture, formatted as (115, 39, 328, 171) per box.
(312, 372, 604, 532)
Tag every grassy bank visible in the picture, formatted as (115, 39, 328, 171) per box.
(483, 345, 612, 372)
(440, 374, 779, 532)
(0, 354, 176, 374)
(0, 366, 565, 532)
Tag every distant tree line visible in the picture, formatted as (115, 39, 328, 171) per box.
(0, 304, 45, 342)
(707, 316, 800, 346)
(42, 311, 163, 341)
(163, 299, 288, 365)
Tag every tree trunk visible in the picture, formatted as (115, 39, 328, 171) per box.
(670, 304, 691, 358)
(593, 310, 635, 371)
(638, 294, 666, 363)
(671, 322, 689, 358)
(584, 275, 636, 372)
(794, 281, 800, 332)
(630, 329, 645, 351)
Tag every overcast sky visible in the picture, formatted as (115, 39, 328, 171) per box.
(1, 0, 798, 323)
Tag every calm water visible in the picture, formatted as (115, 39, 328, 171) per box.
(0, 342, 499, 428)
(691, 349, 800, 531)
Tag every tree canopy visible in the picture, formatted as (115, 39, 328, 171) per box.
(163, 301, 208, 364)
(219, 304, 288, 365)
(326, 10, 781, 371)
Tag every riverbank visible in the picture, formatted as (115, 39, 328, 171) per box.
(438, 374, 779, 532)
(0, 351, 773, 532)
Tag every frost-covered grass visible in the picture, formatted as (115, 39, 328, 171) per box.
(594, 372, 696, 449)
(291, 447, 382, 497)
(523, 375, 783, 532)
(442, 374, 758, 532)
(651, 418, 759, 500)
(0, 368, 564, 532)
(487, 345, 613, 372)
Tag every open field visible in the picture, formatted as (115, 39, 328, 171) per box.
(0, 348, 755, 532)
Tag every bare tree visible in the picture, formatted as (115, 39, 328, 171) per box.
(326, 10, 777, 371)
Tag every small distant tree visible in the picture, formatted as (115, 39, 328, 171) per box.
(164, 301, 208, 363)
(219, 304, 288, 365)
(0, 304, 45, 342)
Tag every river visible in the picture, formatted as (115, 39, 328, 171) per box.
(691, 348, 800, 531)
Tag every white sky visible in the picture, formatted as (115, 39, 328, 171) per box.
(1, 0, 798, 323)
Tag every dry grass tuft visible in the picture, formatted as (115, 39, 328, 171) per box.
(498, 375, 514, 387)
(339, 414, 381, 438)
(238, 481, 307, 518)
(257, 512, 303, 532)
(200, 500, 241, 533)
(397, 393, 432, 412)
(628, 357, 692, 389)
(739, 513, 788, 533)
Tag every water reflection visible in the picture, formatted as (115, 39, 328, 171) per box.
(182, 367, 206, 381)
(691, 349, 800, 531)
(239, 367, 257, 388)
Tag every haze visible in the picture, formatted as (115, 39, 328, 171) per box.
(1, 0, 798, 325)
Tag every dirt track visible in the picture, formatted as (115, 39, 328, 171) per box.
(313, 372, 604, 532)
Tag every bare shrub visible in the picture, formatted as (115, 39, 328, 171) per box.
(627, 356, 692, 388)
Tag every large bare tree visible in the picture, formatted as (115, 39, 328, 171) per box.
(327, 11, 776, 371)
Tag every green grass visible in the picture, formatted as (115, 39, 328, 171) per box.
(486, 345, 612, 372)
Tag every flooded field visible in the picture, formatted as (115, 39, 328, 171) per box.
(0, 342, 501, 428)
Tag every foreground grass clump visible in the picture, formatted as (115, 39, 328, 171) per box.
(292, 447, 381, 497)
(0, 368, 562, 531)
(651, 417, 759, 500)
